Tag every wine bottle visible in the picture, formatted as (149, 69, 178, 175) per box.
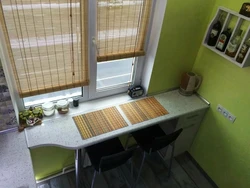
(225, 30, 243, 58)
(216, 28, 231, 51)
(207, 14, 223, 46)
(236, 37, 250, 63)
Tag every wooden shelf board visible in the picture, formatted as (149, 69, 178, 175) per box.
(219, 6, 250, 22)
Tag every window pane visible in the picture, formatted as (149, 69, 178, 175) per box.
(0, 0, 89, 98)
(97, 58, 134, 89)
(23, 87, 82, 107)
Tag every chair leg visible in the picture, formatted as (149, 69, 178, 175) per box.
(75, 149, 82, 188)
(91, 170, 97, 188)
(168, 143, 175, 177)
(134, 151, 146, 188)
(82, 149, 86, 168)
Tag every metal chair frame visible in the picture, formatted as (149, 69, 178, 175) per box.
(134, 141, 175, 187)
(86, 146, 136, 188)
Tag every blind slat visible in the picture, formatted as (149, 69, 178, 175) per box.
(96, 0, 152, 62)
(0, 0, 89, 98)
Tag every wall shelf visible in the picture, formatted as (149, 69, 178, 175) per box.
(203, 6, 250, 68)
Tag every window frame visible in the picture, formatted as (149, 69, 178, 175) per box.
(0, 0, 165, 111)
(88, 0, 155, 100)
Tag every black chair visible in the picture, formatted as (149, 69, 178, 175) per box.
(130, 125, 183, 186)
(85, 137, 136, 188)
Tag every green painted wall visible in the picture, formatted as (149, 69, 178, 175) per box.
(148, 0, 215, 94)
(190, 1, 250, 188)
(30, 147, 74, 180)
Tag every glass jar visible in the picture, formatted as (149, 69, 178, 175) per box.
(56, 100, 69, 114)
(42, 102, 55, 116)
(68, 98, 73, 108)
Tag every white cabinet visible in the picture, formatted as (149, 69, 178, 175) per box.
(174, 109, 206, 156)
(203, 6, 250, 68)
(160, 109, 207, 160)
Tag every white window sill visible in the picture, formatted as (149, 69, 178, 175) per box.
(41, 92, 136, 123)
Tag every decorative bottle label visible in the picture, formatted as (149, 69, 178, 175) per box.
(239, 44, 248, 54)
(227, 42, 237, 53)
(217, 34, 227, 50)
(236, 44, 249, 63)
(210, 29, 219, 38)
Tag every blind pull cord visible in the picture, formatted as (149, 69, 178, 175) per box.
(70, 0, 75, 76)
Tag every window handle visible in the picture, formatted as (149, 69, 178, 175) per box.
(92, 37, 96, 45)
(92, 37, 99, 55)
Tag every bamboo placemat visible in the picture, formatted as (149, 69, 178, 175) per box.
(73, 107, 128, 139)
(119, 97, 169, 124)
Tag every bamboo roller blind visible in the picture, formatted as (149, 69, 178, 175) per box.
(0, 0, 89, 97)
(96, 0, 152, 62)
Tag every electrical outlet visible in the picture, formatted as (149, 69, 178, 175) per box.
(217, 104, 223, 114)
(228, 113, 236, 123)
(222, 108, 229, 118)
(217, 104, 236, 123)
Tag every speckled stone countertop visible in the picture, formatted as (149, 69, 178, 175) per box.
(25, 90, 209, 150)
(0, 131, 36, 188)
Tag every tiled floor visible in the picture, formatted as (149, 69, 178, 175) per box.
(37, 151, 216, 188)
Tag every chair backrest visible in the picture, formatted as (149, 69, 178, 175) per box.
(150, 128, 183, 153)
(99, 147, 135, 172)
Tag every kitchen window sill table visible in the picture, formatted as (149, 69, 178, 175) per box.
(24, 90, 209, 188)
